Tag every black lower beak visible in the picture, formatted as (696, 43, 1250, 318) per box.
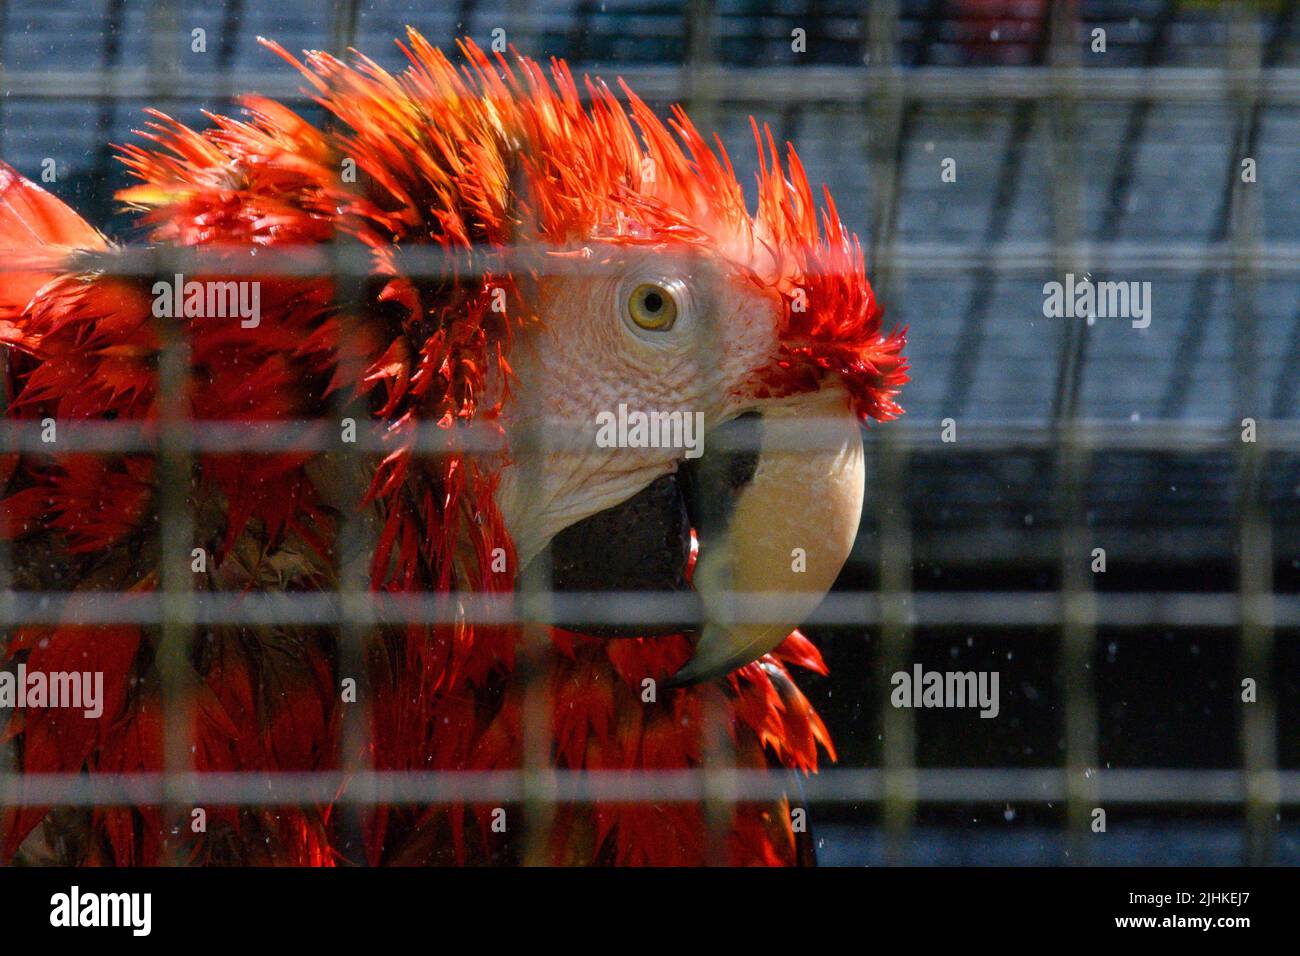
(525, 412, 764, 639)
(529, 470, 695, 636)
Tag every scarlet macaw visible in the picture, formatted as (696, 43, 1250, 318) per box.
(0, 31, 907, 865)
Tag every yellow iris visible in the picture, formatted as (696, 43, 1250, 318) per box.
(627, 283, 677, 331)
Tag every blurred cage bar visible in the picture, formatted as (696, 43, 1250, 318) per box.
(0, 0, 1298, 865)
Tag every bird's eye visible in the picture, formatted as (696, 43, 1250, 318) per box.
(627, 282, 678, 331)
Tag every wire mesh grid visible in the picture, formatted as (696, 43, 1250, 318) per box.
(0, 0, 1297, 865)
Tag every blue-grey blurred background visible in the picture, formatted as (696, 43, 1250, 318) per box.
(1, 0, 1297, 865)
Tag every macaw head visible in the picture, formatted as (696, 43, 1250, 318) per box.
(120, 31, 908, 685)
(475, 46, 909, 684)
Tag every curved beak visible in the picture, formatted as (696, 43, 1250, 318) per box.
(669, 386, 865, 686)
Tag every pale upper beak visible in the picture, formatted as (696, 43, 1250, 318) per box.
(669, 385, 865, 685)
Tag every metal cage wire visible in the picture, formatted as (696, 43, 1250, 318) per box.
(0, 0, 1296, 866)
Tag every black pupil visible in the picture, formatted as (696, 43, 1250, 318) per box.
(642, 290, 663, 313)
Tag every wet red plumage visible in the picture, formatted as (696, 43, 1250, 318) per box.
(0, 32, 904, 866)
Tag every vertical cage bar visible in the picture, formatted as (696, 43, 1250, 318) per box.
(324, 0, 377, 865)
(684, 0, 716, 127)
(512, 183, 557, 869)
(147, 0, 194, 867)
(1042, 0, 1098, 863)
(864, 0, 904, 276)
(1057, 426, 1096, 860)
(518, 503, 556, 866)
(328, 278, 376, 866)
(678, 0, 735, 866)
(330, 0, 360, 54)
(518, 445, 557, 865)
(507, 0, 534, 55)
(1226, 0, 1277, 866)
(864, 0, 914, 865)
(876, 431, 914, 864)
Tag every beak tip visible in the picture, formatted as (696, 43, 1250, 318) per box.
(665, 659, 706, 689)
(666, 623, 742, 688)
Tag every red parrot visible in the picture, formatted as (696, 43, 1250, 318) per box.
(0, 31, 907, 866)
